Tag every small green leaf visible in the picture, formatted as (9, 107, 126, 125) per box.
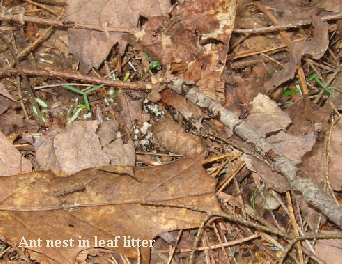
(123, 72, 131, 81)
(85, 84, 104, 94)
(67, 108, 82, 124)
(64, 85, 85, 95)
(145, 52, 151, 62)
(35, 97, 48, 108)
(282, 89, 299, 97)
(32, 106, 45, 122)
(149, 61, 160, 70)
(83, 94, 90, 111)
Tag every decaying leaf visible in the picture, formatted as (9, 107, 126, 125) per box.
(0, 81, 16, 101)
(126, 0, 236, 103)
(315, 231, 342, 264)
(0, 131, 32, 176)
(267, 131, 316, 165)
(244, 94, 291, 137)
(160, 88, 203, 119)
(0, 157, 220, 263)
(66, 0, 171, 72)
(0, 82, 16, 115)
(264, 17, 329, 91)
(153, 118, 205, 157)
(242, 154, 291, 192)
(36, 121, 135, 176)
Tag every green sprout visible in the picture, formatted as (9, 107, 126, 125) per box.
(267, 68, 281, 78)
(145, 52, 161, 71)
(149, 60, 161, 71)
(123, 72, 131, 81)
(306, 73, 342, 100)
(32, 105, 45, 122)
(63, 84, 104, 111)
(67, 107, 82, 125)
(35, 97, 49, 108)
(282, 81, 303, 97)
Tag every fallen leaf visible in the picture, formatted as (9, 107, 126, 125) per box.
(160, 88, 203, 119)
(264, 17, 329, 92)
(127, 0, 236, 103)
(328, 120, 342, 191)
(244, 94, 291, 137)
(0, 157, 220, 263)
(0, 130, 32, 176)
(319, 0, 342, 13)
(36, 121, 135, 176)
(267, 131, 316, 165)
(153, 118, 205, 157)
(66, 0, 171, 72)
(315, 231, 342, 264)
(242, 154, 291, 192)
(0, 81, 16, 101)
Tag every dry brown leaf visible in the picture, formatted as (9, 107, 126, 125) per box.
(0, 130, 32, 176)
(0, 82, 17, 115)
(160, 88, 203, 119)
(126, 0, 236, 103)
(264, 17, 329, 92)
(315, 231, 342, 264)
(0, 157, 220, 263)
(36, 121, 135, 176)
(318, 0, 342, 13)
(244, 94, 291, 137)
(242, 154, 291, 192)
(0, 81, 16, 101)
(267, 131, 316, 165)
(153, 118, 205, 157)
(66, 0, 171, 72)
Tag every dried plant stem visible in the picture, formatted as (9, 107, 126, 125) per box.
(0, 13, 139, 34)
(167, 233, 258, 253)
(167, 79, 342, 227)
(1, 12, 340, 36)
(143, 201, 286, 237)
(0, 68, 154, 90)
(233, 13, 342, 34)
(286, 192, 304, 264)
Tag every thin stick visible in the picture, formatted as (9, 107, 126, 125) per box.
(0, 68, 154, 90)
(170, 233, 259, 253)
(0, 13, 139, 34)
(233, 13, 342, 34)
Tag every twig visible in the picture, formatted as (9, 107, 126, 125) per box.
(0, 33, 44, 125)
(279, 233, 342, 264)
(5, 10, 65, 69)
(286, 192, 304, 264)
(254, 1, 308, 95)
(1, 12, 341, 36)
(0, 68, 154, 90)
(167, 233, 259, 253)
(167, 78, 342, 227)
(233, 13, 342, 34)
(189, 214, 211, 264)
(27, 0, 66, 6)
(23, 0, 60, 15)
(0, 13, 139, 34)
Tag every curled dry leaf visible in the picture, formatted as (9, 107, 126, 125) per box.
(153, 118, 205, 157)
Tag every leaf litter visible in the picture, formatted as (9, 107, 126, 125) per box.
(0, 0, 342, 263)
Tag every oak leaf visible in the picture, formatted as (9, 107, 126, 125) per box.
(0, 156, 220, 263)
